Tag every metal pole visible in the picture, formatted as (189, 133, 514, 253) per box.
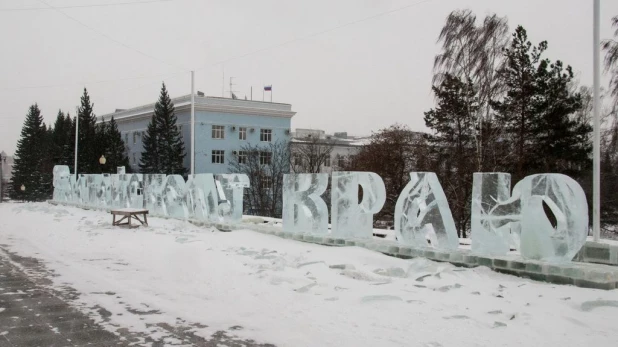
(593, 0, 601, 241)
(74, 107, 79, 179)
(0, 155, 3, 203)
(191, 70, 195, 176)
(270, 89, 272, 103)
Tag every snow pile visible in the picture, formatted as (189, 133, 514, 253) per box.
(0, 202, 617, 347)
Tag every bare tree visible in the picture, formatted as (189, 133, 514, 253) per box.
(228, 140, 290, 218)
(345, 124, 425, 222)
(433, 10, 509, 171)
(290, 135, 336, 173)
(602, 16, 618, 106)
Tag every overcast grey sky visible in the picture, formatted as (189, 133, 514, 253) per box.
(1, 0, 617, 155)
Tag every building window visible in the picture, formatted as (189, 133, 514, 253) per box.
(337, 155, 346, 168)
(133, 132, 137, 144)
(294, 154, 303, 166)
(238, 150, 247, 164)
(260, 151, 272, 165)
(262, 176, 273, 190)
(239, 127, 247, 140)
(212, 125, 225, 139)
(124, 133, 128, 145)
(212, 150, 225, 164)
(260, 129, 272, 142)
(324, 156, 331, 167)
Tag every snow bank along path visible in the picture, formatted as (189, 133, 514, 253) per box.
(1, 202, 618, 347)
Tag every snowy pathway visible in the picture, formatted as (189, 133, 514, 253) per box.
(1, 202, 617, 347)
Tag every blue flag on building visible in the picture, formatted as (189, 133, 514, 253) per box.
(264, 85, 272, 91)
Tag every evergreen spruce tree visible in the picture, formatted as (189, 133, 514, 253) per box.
(105, 117, 131, 173)
(139, 114, 161, 173)
(52, 110, 73, 166)
(140, 83, 186, 175)
(424, 73, 479, 237)
(490, 26, 546, 179)
(76, 88, 98, 174)
(10, 104, 50, 201)
(156, 83, 186, 175)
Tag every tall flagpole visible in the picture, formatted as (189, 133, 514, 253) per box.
(191, 71, 195, 176)
(592, 0, 601, 241)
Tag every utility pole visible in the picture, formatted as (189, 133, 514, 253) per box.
(74, 106, 79, 180)
(593, 0, 601, 241)
(191, 70, 195, 176)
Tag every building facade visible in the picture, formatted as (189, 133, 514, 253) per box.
(100, 95, 296, 174)
(291, 129, 368, 173)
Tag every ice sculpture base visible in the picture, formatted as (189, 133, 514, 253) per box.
(48, 200, 618, 290)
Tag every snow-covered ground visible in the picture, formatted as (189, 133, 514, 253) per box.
(1, 202, 618, 347)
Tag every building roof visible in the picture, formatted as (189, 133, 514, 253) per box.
(99, 94, 296, 123)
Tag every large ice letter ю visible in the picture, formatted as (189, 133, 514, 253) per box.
(282, 174, 329, 234)
(471, 173, 521, 255)
(394, 172, 459, 250)
(515, 174, 588, 262)
(331, 172, 386, 239)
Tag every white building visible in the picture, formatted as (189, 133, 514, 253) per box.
(291, 129, 369, 173)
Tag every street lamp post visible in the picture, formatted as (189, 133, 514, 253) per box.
(99, 155, 106, 173)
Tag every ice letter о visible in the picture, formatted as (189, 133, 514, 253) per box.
(394, 172, 459, 250)
(471, 173, 521, 255)
(282, 174, 329, 234)
(331, 172, 386, 238)
(514, 174, 588, 262)
(215, 174, 250, 223)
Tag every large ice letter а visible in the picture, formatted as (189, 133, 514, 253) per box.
(282, 174, 329, 234)
(331, 172, 385, 239)
(394, 172, 458, 250)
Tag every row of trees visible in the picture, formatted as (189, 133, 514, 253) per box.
(10, 89, 130, 201)
(10, 83, 189, 201)
(345, 11, 618, 237)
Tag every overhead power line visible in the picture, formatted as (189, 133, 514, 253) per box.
(195, 0, 436, 72)
(0, 0, 181, 12)
(0, 71, 185, 91)
(37, 0, 189, 72)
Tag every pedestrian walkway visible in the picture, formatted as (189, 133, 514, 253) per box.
(0, 252, 131, 347)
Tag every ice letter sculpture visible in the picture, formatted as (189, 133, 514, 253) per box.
(215, 174, 250, 223)
(282, 174, 329, 234)
(161, 175, 188, 219)
(394, 172, 459, 250)
(331, 172, 385, 239)
(186, 174, 225, 223)
(471, 173, 521, 255)
(52, 165, 73, 202)
(515, 174, 588, 262)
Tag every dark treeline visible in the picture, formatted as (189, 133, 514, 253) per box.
(348, 11, 618, 238)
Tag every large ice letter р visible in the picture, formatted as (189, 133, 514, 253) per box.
(282, 174, 329, 234)
(331, 172, 385, 239)
(515, 174, 588, 262)
(394, 172, 459, 250)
